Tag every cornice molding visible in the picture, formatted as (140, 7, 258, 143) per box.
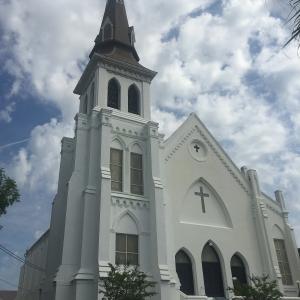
(111, 195, 149, 210)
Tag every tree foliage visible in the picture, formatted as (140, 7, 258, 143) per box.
(229, 275, 283, 300)
(0, 168, 20, 216)
(100, 264, 156, 300)
(286, 0, 300, 46)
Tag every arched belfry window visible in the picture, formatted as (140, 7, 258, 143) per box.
(90, 82, 95, 110)
(103, 23, 113, 41)
(175, 250, 195, 296)
(128, 85, 140, 115)
(231, 254, 247, 286)
(108, 78, 120, 109)
(83, 96, 88, 114)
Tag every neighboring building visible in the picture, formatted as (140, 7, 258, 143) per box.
(0, 291, 17, 300)
(16, 231, 48, 300)
(16, 0, 300, 300)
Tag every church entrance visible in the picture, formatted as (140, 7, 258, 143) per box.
(175, 250, 195, 295)
(231, 254, 247, 286)
(202, 244, 225, 298)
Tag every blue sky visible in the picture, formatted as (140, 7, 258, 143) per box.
(1, 0, 300, 291)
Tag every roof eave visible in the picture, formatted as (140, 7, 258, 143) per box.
(74, 53, 157, 96)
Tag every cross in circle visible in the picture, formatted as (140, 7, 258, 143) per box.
(195, 186, 209, 213)
(194, 144, 200, 153)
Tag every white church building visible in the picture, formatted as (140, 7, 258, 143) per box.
(16, 0, 300, 299)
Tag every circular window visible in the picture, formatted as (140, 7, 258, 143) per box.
(188, 139, 208, 162)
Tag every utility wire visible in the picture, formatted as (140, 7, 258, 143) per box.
(0, 277, 18, 289)
(0, 244, 45, 273)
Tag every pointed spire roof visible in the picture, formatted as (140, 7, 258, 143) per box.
(90, 0, 140, 63)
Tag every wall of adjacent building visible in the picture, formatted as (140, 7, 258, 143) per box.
(16, 231, 49, 300)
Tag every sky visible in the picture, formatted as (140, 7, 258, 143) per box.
(0, 0, 300, 291)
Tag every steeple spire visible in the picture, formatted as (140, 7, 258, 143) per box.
(90, 0, 139, 63)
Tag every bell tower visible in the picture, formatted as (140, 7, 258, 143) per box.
(53, 1, 179, 300)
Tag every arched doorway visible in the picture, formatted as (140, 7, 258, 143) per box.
(231, 254, 247, 286)
(175, 250, 195, 295)
(202, 243, 225, 297)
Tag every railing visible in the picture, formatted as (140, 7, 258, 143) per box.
(180, 293, 300, 300)
(179, 292, 208, 300)
(232, 297, 300, 300)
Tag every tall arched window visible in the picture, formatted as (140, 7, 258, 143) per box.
(90, 82, 95, 110)
(231, 254, 247, 286)
(108, 78, 120, 109)
(175, 250, 195, 295)
(128, 85, 140, 115)
(202, 244, 224, 298)
(82, 96, 88, 114)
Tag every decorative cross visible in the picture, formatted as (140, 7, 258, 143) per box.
(194, 144, 200, 153)
(195, 186, 209, 213)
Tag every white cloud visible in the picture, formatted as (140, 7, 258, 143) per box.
(0, 102, 16, 123)
(1, 0, 300, 289)
(9, 119, 73, 193)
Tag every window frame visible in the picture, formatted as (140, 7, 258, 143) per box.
(89, 82, 95, 111)
(110, 148, 123, 192)
(115, 233, 139, 266)
(274, 239, 293, 286)
(130, 152, 144, 196)
(128, 84, 140, 115)
(107, 78, 121, 110)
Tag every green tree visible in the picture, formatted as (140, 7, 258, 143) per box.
(286, 0, 300, 46)
(229, 275, 283, 300)
(0, 168, 20, 216)
(100, 264, 156, 300)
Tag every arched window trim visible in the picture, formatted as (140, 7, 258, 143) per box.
(230, 253, 249, 285)
(128, 84, 141, 115)
(107, 78, 121, 110)
(201, 242, 226, 298)
(175, 248, 196, 296)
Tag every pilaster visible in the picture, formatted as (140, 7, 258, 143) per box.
(247, 170, 277, 281)
(146, 121, 178, 300)
(98, 109, 113, 277)
(74, 110, 101, 300)
(55, 114, 89, 300)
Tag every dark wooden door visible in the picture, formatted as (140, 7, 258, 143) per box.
(202, 261, 225, 297)
(202, 244, 225, 297)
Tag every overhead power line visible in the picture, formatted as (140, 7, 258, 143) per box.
(0, 277, 18, 289)
(0, 244, 45, 273)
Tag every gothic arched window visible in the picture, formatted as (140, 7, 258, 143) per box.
(108, 78, 120, 109)
(82, 96, 88, 114)
(90, 82, 95, 110)
(175, 250, 195, 296)
(128, 85, 140, 115)
(104, 23, 113, 40)
(202, 244, 225, 298)
(231, 254, 247, 286)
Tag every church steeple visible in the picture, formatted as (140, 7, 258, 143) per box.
(90, 0, 139, 63)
